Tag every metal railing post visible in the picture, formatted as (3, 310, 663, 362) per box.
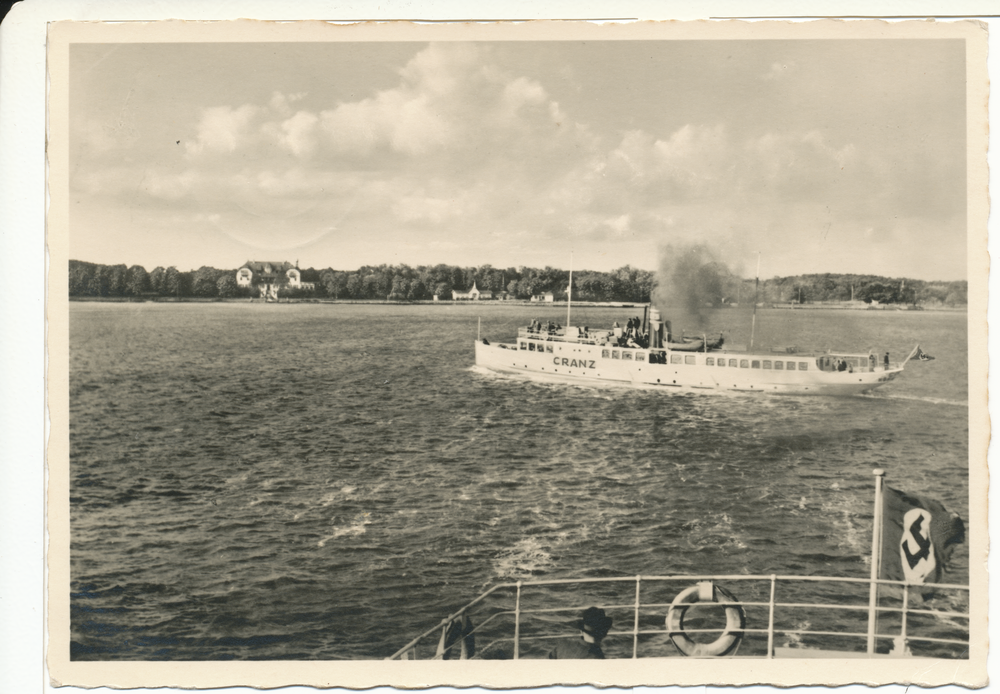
(460, 613, 470, 660)
(435, 622, 449, 659)
(633, 575, 641, 659)
(899, 584, 910, 653)
(513, 581, 522, 660)
(767, 575, 776, 658)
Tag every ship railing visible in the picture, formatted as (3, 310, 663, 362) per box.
(517, 327, 605, 344)
(386, 574, 969, 661)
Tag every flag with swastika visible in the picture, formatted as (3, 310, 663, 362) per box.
(880, 486, 965, 585)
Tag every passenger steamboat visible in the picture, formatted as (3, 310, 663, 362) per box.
(474, 306, 921, 396)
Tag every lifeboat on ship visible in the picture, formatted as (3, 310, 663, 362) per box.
(665, 339, 705, 352)
(670, 334, 725, 351)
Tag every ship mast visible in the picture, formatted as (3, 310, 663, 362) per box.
(566, 252, 573, 329)
(749, 252, 761, 351)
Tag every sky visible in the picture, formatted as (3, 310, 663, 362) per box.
(68, 38, 968, 280)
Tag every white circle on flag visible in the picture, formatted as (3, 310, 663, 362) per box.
(899, 507, 936, 584)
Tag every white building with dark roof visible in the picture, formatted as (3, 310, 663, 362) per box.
(452, 282, 482, 300)
(236, 261, 309, 299)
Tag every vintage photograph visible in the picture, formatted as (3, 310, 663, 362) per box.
(44, 18, 988, 689)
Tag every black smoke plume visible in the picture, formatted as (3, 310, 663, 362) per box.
(652, 244, 739, 328)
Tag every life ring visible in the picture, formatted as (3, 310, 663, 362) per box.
(666, 582, 746, 657)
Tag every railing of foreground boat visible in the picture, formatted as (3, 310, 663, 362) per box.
(387, 574, 969, 660)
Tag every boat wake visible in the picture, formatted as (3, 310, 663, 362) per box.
(859, 393, 967, 407)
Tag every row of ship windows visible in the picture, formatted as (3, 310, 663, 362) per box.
(707, 357, 809, 370)
(519, 341, 809, 370)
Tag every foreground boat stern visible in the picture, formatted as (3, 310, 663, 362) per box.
(389, 572, 969, 661)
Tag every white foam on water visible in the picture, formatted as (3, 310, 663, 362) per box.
(781, 621, 812, 649)
(225, 472, 250, 486)
(317, 512, 372, 547)
(859, 393, 967, 407)
(492, 537, 554, 579)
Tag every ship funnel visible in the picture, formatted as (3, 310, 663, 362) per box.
(649, 307, 663, 349)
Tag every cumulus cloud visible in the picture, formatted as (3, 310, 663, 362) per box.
(165, 43, 590, 176)
(100, 43, 598, 236)
(186, 104, 260, 155)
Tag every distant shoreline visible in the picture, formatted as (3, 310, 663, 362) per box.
(68, 296, 967, 312)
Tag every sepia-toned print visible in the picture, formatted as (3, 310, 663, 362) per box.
(45, 18, 988, 689)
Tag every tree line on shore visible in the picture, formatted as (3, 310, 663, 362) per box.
(762, 273, 967, 306)
(68, 259, 968, 306)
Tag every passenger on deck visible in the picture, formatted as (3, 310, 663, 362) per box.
(837, 359, 847, 372)
(548, 606, 613, 659)
(869, 354, 877, 371)
(884, 352, 890, 370)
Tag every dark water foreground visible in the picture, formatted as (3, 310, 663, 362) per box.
(69, 303, 970, 659)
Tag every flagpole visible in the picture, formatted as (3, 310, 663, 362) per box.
(866, 468, 886, 655)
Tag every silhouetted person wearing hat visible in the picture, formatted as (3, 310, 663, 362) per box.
(548, 606, 613, 659)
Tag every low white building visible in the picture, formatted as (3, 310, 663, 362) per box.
(452, 282, 482, 300)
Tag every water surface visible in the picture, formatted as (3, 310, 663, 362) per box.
(69, 303, 970, 659)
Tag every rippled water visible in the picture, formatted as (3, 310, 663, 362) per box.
(69, 302, 969, 660)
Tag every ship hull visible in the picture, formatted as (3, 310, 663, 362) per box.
(475, 340, 901, 396)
